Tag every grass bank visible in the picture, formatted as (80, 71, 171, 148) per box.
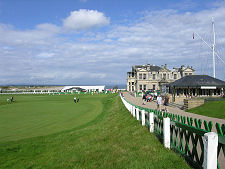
(188, 100, 225, 119)
(0, 94, 189, 168)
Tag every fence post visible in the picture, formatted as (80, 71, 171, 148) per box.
(136, 108, 139, 121)
(132, 106, 136, 117)
(130, 105, 133, 115)
(141, 110, 145, 126)
(203, 132, 218, 169)
(128, 103, 132, 112)
(149, 112, 154, 133)
(163, 117, 170, 149)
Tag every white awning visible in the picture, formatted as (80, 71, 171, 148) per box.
(201, 86, 216, 89)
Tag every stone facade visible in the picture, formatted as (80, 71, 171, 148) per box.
(127, 64, 195, 92)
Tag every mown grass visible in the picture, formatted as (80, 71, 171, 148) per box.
(0, 94, 104, 142)
(188, 100, 225, 119)
(0, 94, 190, 168)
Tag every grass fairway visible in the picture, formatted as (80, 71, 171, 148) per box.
(0, 94, 103, 142)
(188, 100, 225, 119)
(0, 94, 189, 168)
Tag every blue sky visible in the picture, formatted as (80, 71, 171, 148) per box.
(0, 0, 225, 85)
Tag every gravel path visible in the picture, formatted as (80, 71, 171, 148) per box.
(123, 91, 225, 132)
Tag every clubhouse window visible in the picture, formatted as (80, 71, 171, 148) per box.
(139, 73, 142, 80)
(153, 85, 156, 90)
(143, 85, 146, 91)
(153, 74, 156, 80)
(143, 73, 146, 79)
(139, 85, 142, 91)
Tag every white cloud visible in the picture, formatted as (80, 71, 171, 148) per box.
(36, 23, 61, 33)
(63, 9, 110, 31)
(36, 52, 55, 58)
(0, 6, 225, 85)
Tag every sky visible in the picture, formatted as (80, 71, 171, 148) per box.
(0, 0, 225, 86)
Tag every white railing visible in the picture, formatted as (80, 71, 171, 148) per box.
(120, 94, 218, 169)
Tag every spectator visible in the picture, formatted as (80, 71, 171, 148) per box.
(142, 94, 146, 105)
(154, 90, 157, 100)
(163, 94, 169, 112)
(157, 94, 162, 111)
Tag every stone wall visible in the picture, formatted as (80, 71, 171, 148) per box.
(184, 99, 205, 111)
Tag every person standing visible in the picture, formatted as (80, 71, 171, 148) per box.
(11, 96, 14, 102)
(74, 97, 76, 103)
(154, 90, 157, 100)
(157, 94, 162, 111)
(163, 94, 169, 112)
(142, 94, 146, 105)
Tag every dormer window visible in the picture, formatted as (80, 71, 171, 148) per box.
(174, 74, 177, 79)
(153, 74, 156, 80)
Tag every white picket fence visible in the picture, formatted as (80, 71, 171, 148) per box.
(120, 94, 218, 169)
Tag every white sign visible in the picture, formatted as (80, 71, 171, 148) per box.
(201, 86, 216, 89)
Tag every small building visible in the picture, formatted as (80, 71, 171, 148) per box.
(168, 75, 225, 100)
(61, 86, 105, 93)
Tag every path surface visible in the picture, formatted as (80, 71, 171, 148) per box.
(123, 92, 225, 132)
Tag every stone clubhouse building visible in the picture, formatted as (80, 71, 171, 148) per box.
(127, 63, 195, 92)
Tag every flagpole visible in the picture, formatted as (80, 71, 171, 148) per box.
(212, 17, 216, 78)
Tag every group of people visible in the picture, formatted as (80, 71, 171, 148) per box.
(142, 94, 153, 104)
(7, 96, 14, 103)
(156, 94, 169, 112)
(142, 93, 169, 112)
(73, 97, 79, 103)
(142, 91, 159, 104)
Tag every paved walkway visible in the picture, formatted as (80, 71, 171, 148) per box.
(123, 92, 225, 132)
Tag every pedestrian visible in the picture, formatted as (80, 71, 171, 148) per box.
(154, 90, 157, 100)
(11, 96, 14, 102)
(142, 94, 146, 105)
(163, 94, 169, 112)
(74, 97, 76, 103)
(120, 91, 123, 97)
(157, 94, 162, 111)
(77, 98, 79, 103)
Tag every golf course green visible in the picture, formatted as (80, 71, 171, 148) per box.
(0, 94, 189, 168)
(0, 94, 103, 142)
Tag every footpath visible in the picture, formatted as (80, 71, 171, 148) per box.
(123, 91, 225, 132)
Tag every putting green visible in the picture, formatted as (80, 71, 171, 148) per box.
(0, 94, 104, 142)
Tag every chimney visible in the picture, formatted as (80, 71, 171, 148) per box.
(164, 64, 167, 69)
(147, 64, 150, 71)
